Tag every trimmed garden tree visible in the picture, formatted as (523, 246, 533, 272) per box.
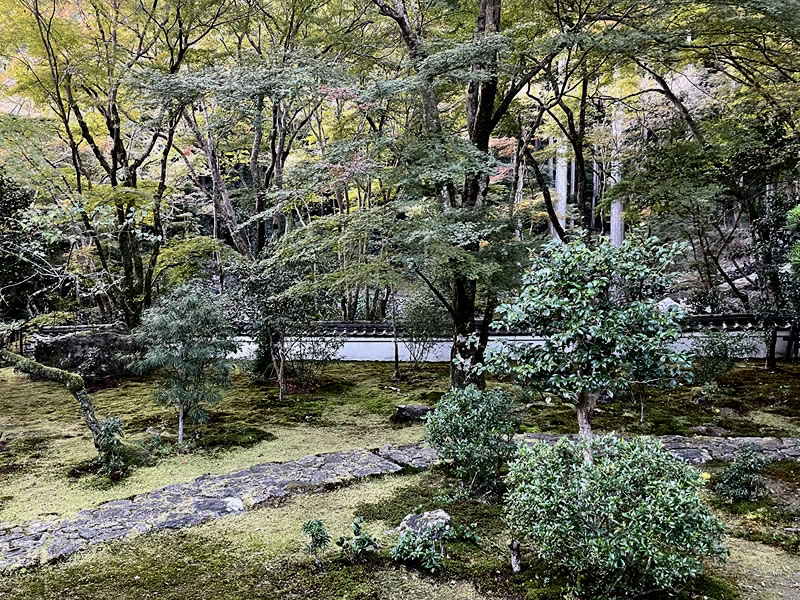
(487, 235, 692, 440)
(130, 287, 237, 443)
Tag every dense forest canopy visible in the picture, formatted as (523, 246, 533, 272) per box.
(1, 0, 799, 382)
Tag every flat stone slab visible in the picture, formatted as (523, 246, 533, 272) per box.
(0, 448, 403, 572)
(378, 441, 439, 470)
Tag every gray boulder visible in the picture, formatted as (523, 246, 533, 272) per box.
(392, 404, 432, 423)
(389, 509, 451, 539)
(33, 329, 132, 382)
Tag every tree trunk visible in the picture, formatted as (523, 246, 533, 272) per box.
(1, 350, 102, 448)
(609, 110, 625, 246)
(554, 143, 568, 235)
(576, 390, 596, 440)
(391, 285, 401, 381)
(177, 401, 185, 444)
(766, 326, 778, 370)
(277, 358, 287, 402)
(509, 539, 522, 573)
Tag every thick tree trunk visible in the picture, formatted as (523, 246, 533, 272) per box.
(765, 327, 778, 370)
(576, 389, 596, 440)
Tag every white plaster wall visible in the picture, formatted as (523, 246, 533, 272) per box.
(231, 331, 785, 362)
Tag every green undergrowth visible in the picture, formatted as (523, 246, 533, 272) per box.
(355, 471, 740, 600)
(0, 475, 489, 600)
(705, 456, 800, 555)
(2, 360, 800, 522)
(0, 473, 747, 600)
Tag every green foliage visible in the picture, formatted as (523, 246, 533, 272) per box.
(505, 436, 728, 599)
(389, 530, 443, 574)
(335, 517, 379, 562)
(156, 236, 237, 290)
(424, 385, 517, 494)
(692, 331, 757, 385)
(94, 417, 126, 480)
(301, 519, 331, 565)
(129, 287, 237, 443)
(715, 445, 768, 503)
(487, 236, 692, 433)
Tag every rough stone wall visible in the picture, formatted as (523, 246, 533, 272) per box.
(32, 329, 132, 382)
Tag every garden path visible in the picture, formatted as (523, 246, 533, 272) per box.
(1, 435, 797, 572)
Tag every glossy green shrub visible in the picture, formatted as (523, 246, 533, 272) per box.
(505, 436, 728, 599)
(390, 530, 443, 573)
(425, 385, 517, 493)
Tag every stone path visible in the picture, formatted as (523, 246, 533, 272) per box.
(1, 435, 798, 573)
(519, 433, 800, 465)
(0, 444, 431, 573)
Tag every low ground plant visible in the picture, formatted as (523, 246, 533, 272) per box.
(715, 444, 768, 503)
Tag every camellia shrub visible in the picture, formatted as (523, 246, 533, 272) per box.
(714, 444, 768, 503)
(505, 436, 727, 598)
(425, 385, 518, 494)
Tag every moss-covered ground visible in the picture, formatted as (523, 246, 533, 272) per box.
(1, 360, 800, 598)
(1, 471, 789, 600)
(520, 361, 800, 437)
(0, 362, 447, 521)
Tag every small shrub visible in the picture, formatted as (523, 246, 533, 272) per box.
(714, 445, 768, 503)
(336, 517, 379, 562)
(425, 385, 517, 493)
(390, 530, 443, 573)
(137, 434, 177, 464)
(94, 416, 126, 480)
(692, 331, 756, 385)
(505, 435, 728, 599)
(301, 519, 331, 565)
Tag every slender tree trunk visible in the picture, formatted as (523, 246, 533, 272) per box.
(609, 109, 625, 246)
(509, 539, 522, 573)
(277, 357, 287, 402)
(177, 401, 185, 444)
(554, 143, 568, 236)
(1, 350, 102, 448)
(391, 284, 401, 381)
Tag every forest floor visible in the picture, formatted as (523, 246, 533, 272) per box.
(0, 361, 799, 599)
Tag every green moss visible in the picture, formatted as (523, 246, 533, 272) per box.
(684, 573, 740, 599)
(0, 363, 431, 521)
(763, 459, 800, 484)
